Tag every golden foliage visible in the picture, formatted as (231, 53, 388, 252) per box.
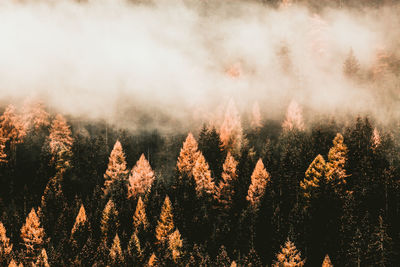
(49, 114, 73, 173)
(300, 154, 326, 198)
(128, 154, 155, 198)
(35, 248, 50, 267)
(22, 100, 50, 131)
(147, 253, 158, 267)
(282, 100, 304, 132)
(176, 132, 200, 177)
(192, 152, 215, 197)
(325, 133, 348, 187)
(0, 222, 12, 263)
(168, 229, 183, 263)
(322, 254, 333, 267)
(100, 200, 119, 244)
(20, 208, 45, 260)
(273, 239, 305, 267)
(103, 140, 128, 194)
(109, 234, 124, 264)
(155, 196, 174, 244)
(133, 196, 148, 232)
(0, 104, 26, 145)
(216, 152, 238, 208)
(247, 159, 270, 208)
(71, 204, 87, 235)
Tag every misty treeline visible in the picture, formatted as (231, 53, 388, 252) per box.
(0, 97, 399, 267)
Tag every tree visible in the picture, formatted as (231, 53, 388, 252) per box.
(300, 154, 326, 199)
(251, 101, 262, 130)
(176, 133, 200, 178)
(371, 128, 381, 151)
(0, 222, 12, 266)
(215, 245, 230, 267)
(343, 49, 360, 78)
(22, 100, 50, 131)
(216, 152, 238, 209)
(198, 125, 224, 179)
(368, 215, 392, 266)
(127, 232, 144, 265)
(325, 133, 348, 188)
(148, 253, 158, 267)
(220, 99, 243, 155)
(100, 200, 119, 246)
(155, 196, 174, 244)
(0, 131, 7, 163)
(8, 259, 19, 267)
(192, 152, 215, 198)
(48, 114, 73, 173)
(34, 248, 50, 267)
(128, 154, 155, 198)
(242, 247, 263, 267)
(103, 140, 128, 196)
(322, 254, 333, 267)
(247, 159, 270, 209)
(109, 234, 124, 265)
(20, 208, 45, 262)
(168, 229, 183, 263)
(282, 100, 305, 132)
(71, 204, 90, 255)
(273, 239, 305, 267)
(132, 196, 149, 232)
(0, 104, 26, 145)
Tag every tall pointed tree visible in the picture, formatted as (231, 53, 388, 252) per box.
(22, 100, 50, 131)
(0, 131, 7, 163)
(325, 133, 348, 188)
(192, 152, 215, 198)
(282, 100, 305, 132)
(155, 196, 175, 245)
(300, 154, 326, 199)
(109, 234, 124, 265)
(100, 200, 119, 246)
(343, 49, 360, 78)
(273, 239, 305, 267)
(216, 152, 238, 209)
(103, 140, 129, 195)
(247, 159, 270, 209)
(220, 99, 243, 155)
(168, 229, 183, 263)
(177, 133, 200, 178)
(251, 101, 262, 130)
(322, 254, 333, 267)
(20, 208, 45, 262)
(128, 154, 155, 199)
(71, 204, 90, 254)
(35, 248, 50, 267)
(0, 222, 12, 266)
(133, 196, 149, 233)
(0, 104, 26, 146)
(127, 232, 144, 265)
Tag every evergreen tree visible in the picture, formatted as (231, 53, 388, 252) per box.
(34, 248, 50, 267)
(0, 222, 12, 266)
(300, 154, 326, 199)
(322, 254, 333, 267)
(109, 234, 124, 266)
(192, 152, 215, 198)
(215, 245, 230, 267)
(100, 200, 119, 247)
(220, 99, 243, 155)
(216, 152, 238, 210)
(282, 100, 305, 132)
(103, 140, 128, 196)
(20, 208, 45, 262)
(343, 49, 360, 78)
(155, 196, 175, 245)
(71, 204, 90, 258)
(128, 154, 155, 199)
(242, 247, 263, 267)
(198, 125, 224, 179)
(247, 159, 270, 209)
(168, 229, 183, 264)
(176, 133, 200, 178)
(368, 215, 392, 266)
(133, 196, 149, 233)
(273, 239, 305, 267)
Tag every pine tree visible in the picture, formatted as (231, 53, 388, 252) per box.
(325, 133, 348, 187)
(103, 140, 129, 195)
(155, 196, 174, 244)
(176, 133, 200, 178)
(127, 232, 144, 265)
(215, 245, 230, 267)
(0, 104, 26, 145)
(20, 208, 45, 262)
(371, 128, 381, 151)
(109, 234, 124, 265)
(128, 154, 155, 198)
(48, 114, 73, 173)
(300, 154, 326, 199)
(22, 100, 50, 131)
(368, 215, 392, 266)
(322, 254, 333, 267)
(220, 99, 243, 155)
(198, 125, 224, 179)
(192, 152, 215, 198)
(273, 239, 305, 267)
(247, 159, 270, 209)
(216, 152, 238, 209)
(71, 204, 90, 255)
(251, 101, 262, 129)
(242, 247, 263, 267)
(100, 200, 119, 246)
(148, 253, 158, 267)
(168, 229, 183, 263)
(282, 100, 304, 132)
(0, 131, 7, 163)
(8, 259, 18, 267)
(343, 49, 360, 78)
(133, 196, 149, 233)
(0, 222, 12, 266)
(34, 248, 49, 267)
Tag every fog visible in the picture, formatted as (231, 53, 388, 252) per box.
(0, 0, 399, 130)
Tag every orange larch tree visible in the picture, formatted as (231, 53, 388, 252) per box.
(215, 152, 238, 209)
(155, 196, 175, 245)
(132, 196, 149, 233)
(220, 99, 243, 155)
(192, 152, 215, 198)
(246, 159, 270, 209)
(273, 239, 305, 267)
(0, 221, 12, 266)
(128, 154, 155, 199)
(103, 140, 129, 196)
(176, 133, 200, 178)
(22, 99, 50, 131)
(282, 100, 305, 132)
(20, 208, 45, 262)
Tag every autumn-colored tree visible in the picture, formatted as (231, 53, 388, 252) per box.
(109, 234, 124, 265)
(20, 208, 45, 262)
(216, 152, 238, 209)
(7, 259, 18, 267)
(230, 261, 237, 267)
(246, 159, 270, 209)
(71, 204, 90, 255)
(251, 102, 262, 130)
(322, 254, 333, 267)
(0, 222, 12, 266)
(22, 100, 50, 131)
(273, 239, 305, 267)
(300, 154, 326, 199)
(192, 152, 215, 198)
(343, 49, 360, 78)
(128, 154, 155, 198)
(148, 253, 158, 267)
(0, 104, 26, 146)
(48, 114, 73, 173)
(103, 140, 129, 195)
(220, 99, 243, 155)
(34, 248, 49, 267)
(0, 132, 7, 163)
(371, 128, 381, 151)
(133, 196, 149, 233)
(168, 229, 183, 263)
(177, 132, 200, 178)
(100, 200, 119, 246)
(155, 196, 175, 245)
(325, 133, 348, 187)
(282, 100, 305, 132)
(127, 232, 144, 265)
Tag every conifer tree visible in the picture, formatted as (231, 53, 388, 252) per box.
(34, 248, 49, 267)
(322, 254, 333, 267)
(128, 154, 155, 198)
(176, 133, 200, 178)
(325, 133, 348, 187)
(103, 140, 129, 195)
(132, 196, 149, 233)
(215, 245, 230, 267)
(343, 49, 360, 78)
(273, 239, 305, 267)
(216, 152, 238, 209)
(20, 208, 45, 262)
(0, 222, 12, 266)
(192, 152, 215, 198)
(371, 128, 381, 151)
(7, 259, 18, 267)
(109, 234, 124, 265)
(282, 100, 305, 132)
(168, 229, 183, 263)
(0, 132, 7, 163)
(0, 104, 26, 146)
(246, 159, 270, 209)
(242, 247, 263, 267)
(230, 261, 237, 267)
(220, 99, 243, 155)
(71, 204, 90, 254)
(155, 196, 174, 244)
(251, 101, 262, 130)
(22, 100, 50, 131)
(127, 232, 144, 265)
(368, 215, 392, 266)
(48, 114, 73, 173)
(100, 200, 119, 246)
(198, 125, 224, 179)
(300, 154, 326, 199)
(148, 253, 158, 267)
